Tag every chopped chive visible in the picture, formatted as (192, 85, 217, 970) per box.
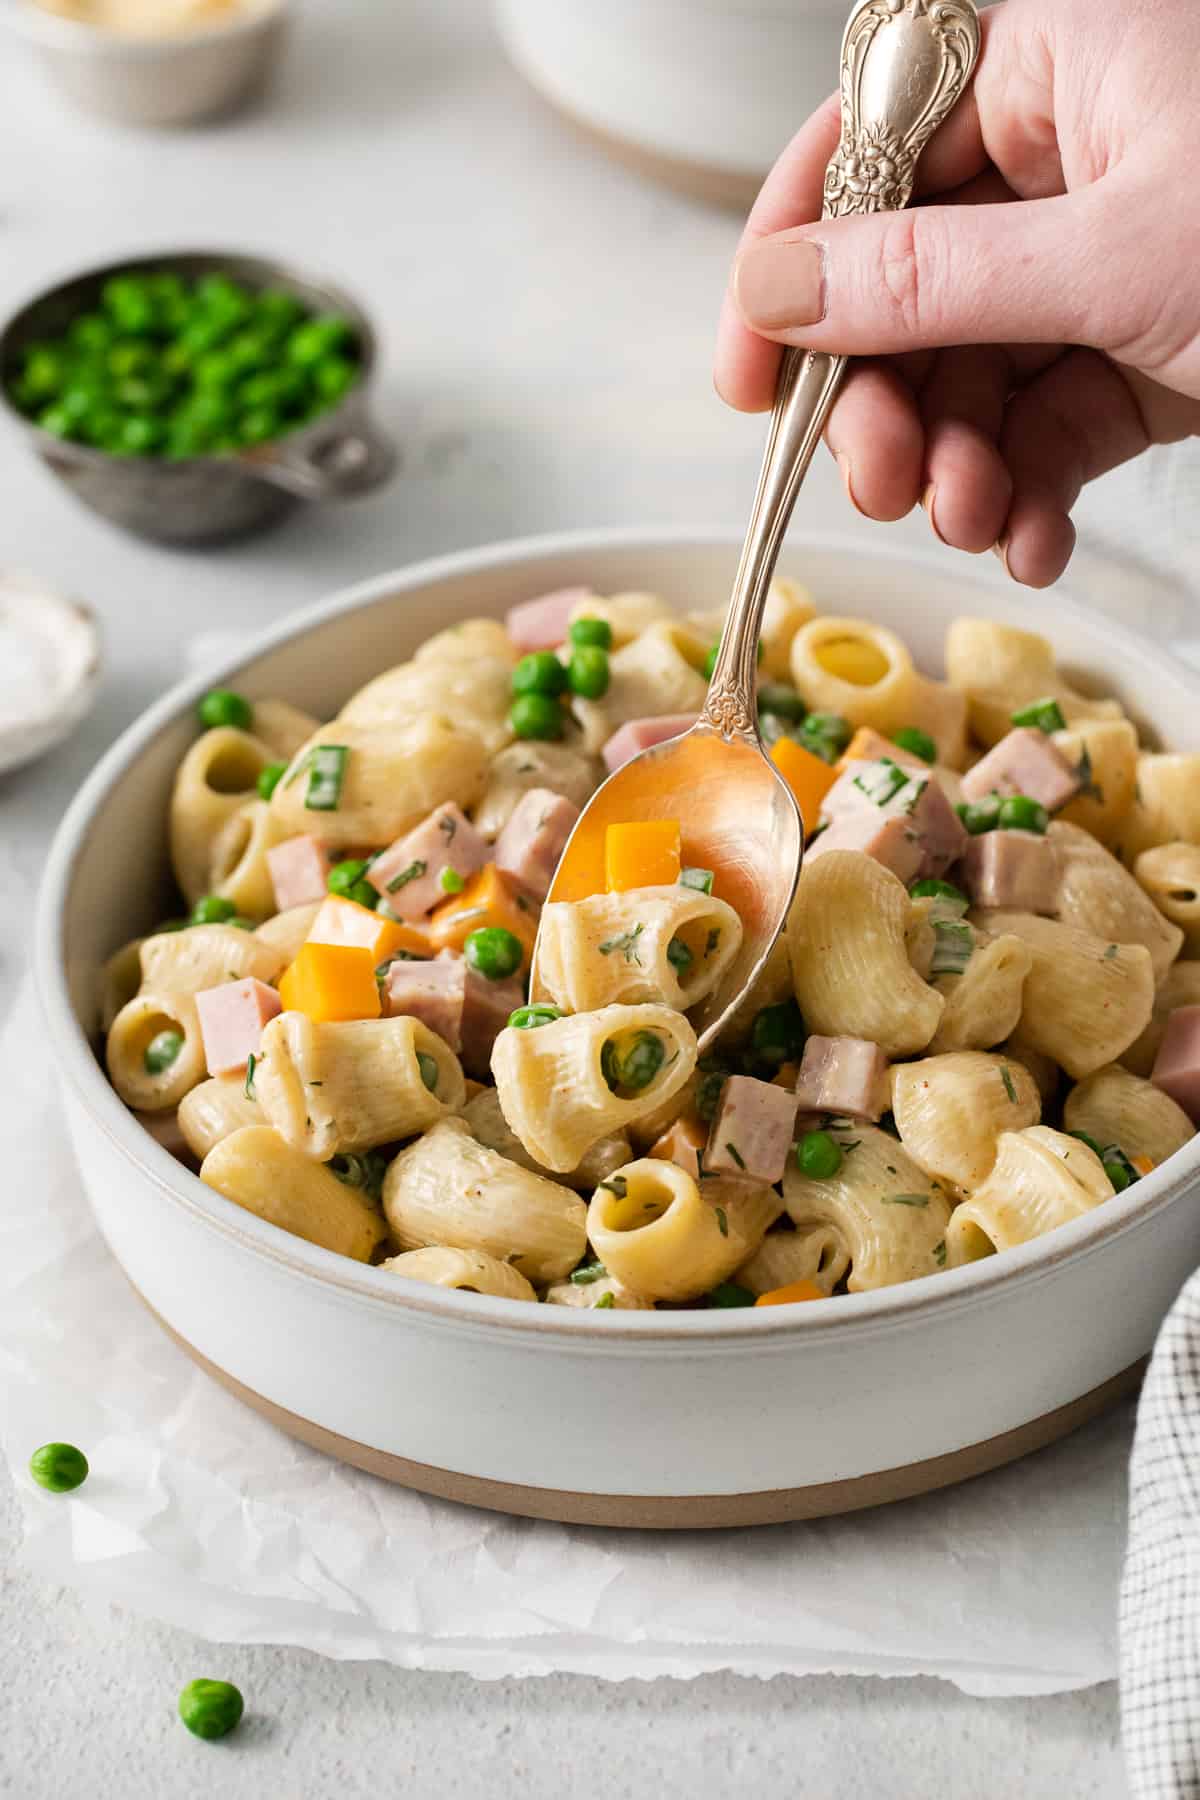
(304, 744, 349, 812)
(892, 726, 937, 764)
(724, 1141, 745, 1171)
(599, 1175, 628, 1198)
(598, 924, 644, 965)
(1011, 697, 1066, 734)
(679, 867, 714, 895)
(387, 859, 427, 894)
(715, 1205, 729, 1237)
(1104, 943, 1119, 960)
(704, 927, 721, 957)
(666, 934, 694, 975)
(594, 1291, 616, 1309)
(1000, 1065, 1017, 1104)
(437, 813, 457, 841)
(852, 758, 909, 807)
(244, 1053, 257, 1100)
(883, 1193, 929, 1208)
(1076, 743, 1104, 803)
(933, 1239, 947, 1266)
(931, 918, 974, 977)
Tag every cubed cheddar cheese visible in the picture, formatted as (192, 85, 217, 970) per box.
(604, 820, 681, 893)
(426, 862, 538, 967)
(306, 895, 431, 966)
(770, 737, 839, 834)
(755, 1279, 826, 1307)
(278, 941, 381, 1023)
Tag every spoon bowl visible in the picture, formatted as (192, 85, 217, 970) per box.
(537, 721, 803, 1050)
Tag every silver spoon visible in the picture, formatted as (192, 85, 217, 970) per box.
(533, 0, 981, 1050)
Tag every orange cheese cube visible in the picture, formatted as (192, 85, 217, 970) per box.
(1131, 1154, 1156, 1178)
(277, 942, 381, 1023)
(755, 1279, 826, 1307)
(426, 862, 538, 967)
(604, 820, 682, 893)
(649, 1113, 708, 1182)
(770, 737, 839, 835)
(307, 895, 430, 966)
(835, 726, 912, 773)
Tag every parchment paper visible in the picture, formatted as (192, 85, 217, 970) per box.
(0, 982, 1128, 1695)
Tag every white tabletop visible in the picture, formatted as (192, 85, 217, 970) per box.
(0, 1, 1158, 1791)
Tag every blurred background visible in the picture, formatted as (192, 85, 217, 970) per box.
(0, 0, 1194, 851)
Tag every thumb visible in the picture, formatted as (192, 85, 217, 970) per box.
(732, 189, 1116, 357)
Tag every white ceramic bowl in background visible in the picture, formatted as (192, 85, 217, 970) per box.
(494, 0, 845, 207)
(34, 529, 1200, 1528)
(6, 0, 289, 127)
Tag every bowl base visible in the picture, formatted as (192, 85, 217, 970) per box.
(139, 1289, 1144, 1529)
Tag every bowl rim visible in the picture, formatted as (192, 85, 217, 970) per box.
(0, 245, 378, 476)
(34, 523, 1200, 1344)
(7, 0, 288, 53)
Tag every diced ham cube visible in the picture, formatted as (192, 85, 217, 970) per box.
(460, 961, 524, 1079)
(793, 1035, 889, 1121)
(494, 787, 580, 901)
(705, 1075, 798, 1184)
(960, 727, 1080, 812)
(382, 956, 465, 1050)
(961, 829, 1061, 914)
(267, 835, 331, 911)
(505, 586, 592, 653)
(602, 715, 697, 773)
(367, 802, 490, 921)
(650, 1115, 708, 1182)
(1152, 1005, 1200, 1124)
(806, 809, 924, 883)
(817, 759, 965, 878)
(196, 977, 281, 1075)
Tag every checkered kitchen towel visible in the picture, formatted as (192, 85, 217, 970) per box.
(1122, 1267, 1200, 1796)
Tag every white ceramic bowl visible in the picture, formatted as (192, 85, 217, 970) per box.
(35, 529, 1200, 1528)
(494, 0, 845, 207)
(7, 0, 289, 127)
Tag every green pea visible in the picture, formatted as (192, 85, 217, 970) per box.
(190, 894, 238, 924)
(196, 273, 252, 322)
(226, 328, 274, 375)
(464, 927, 524, 981)
(22, 345, 69, 398)
(798, 712, 853, 764)
(68, 314, 114, 355)
(257, 761, 287, 800)
(956, 796, 1002, 835)
(198, 689, 252, 731)
(255, 288, 306, 336)
(509, 693, 564, 740)
(892, 726, 937, 764)
(512, 651, 569, 698)
(179, 313, 233, 357)
(238, 405, 282, 446)
(312, 355, 357, 405)
(1103, 1156, 1133, 1193)
(29, 1442, 89, 1492)
(796, 1129, 844, 1180)
(143, 1029, 184, 1075)
(37, 404, 76, 439)
(416, 1052, 440, 1093)
(996, 794, 1049, 835)
(601, 1028, 666, 1094)
(567, 645, 610, 700)
(240, 367, 306, 413)
(178, 1678, 244, 1742)
(328, 857, 371, 897)
(59, 383, 99, 424)
(749, 999, 806, 1071)
(101, 277, 157, 337)
(666, 934, 694, 976)
(757, 682, 806, 723)
(185, 389, 237, 432)
(287, 315, 353, 368)
(909, 878, 968, 906)
(508, 1005, 562, 1029)
(438, 866, 465, 895)
(568, 616, 612, 651)
(117, 415, 164, 456)
(193, 349, 238, 390)
(695, 1061, 729, 1123)
(709, 1281, 756, 1309)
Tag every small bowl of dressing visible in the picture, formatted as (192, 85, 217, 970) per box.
(0, 572, 102, 776)
(7, 0, 290, 128)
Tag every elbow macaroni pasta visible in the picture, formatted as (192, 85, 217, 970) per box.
(102, 587, 1200, 1312)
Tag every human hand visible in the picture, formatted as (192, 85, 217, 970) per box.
(714, 0, 1200, 587)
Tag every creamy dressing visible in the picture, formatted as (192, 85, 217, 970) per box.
(32, 0, 269, 37)
(0, 579, 100, 770)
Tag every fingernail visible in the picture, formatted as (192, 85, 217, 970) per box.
(992, 537, 1012, 577)
(733, 238, 826, 332)
(836, 453, 864, 517)
(923, 483, 946, 546)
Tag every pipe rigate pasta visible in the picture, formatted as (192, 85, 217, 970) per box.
(789, 616, 917, 740)
(735, 1225, 850, 1298)
(491, 1004, 698, 1173)
(169, 725, 274, 905)
(585, 1159, 766, 1302)
(106, 990, 207, 1113)
(382, 1118, 586, 1284)
(201, 1126, 387, 1262)
(379, 1246, 537, 1304)
(269, 716, 488, 849)
(139, 922, 283, 997)
(208, 799, 292, 922)
(944, 1127, 1113, 1266)
(788, 852, 944, 1058)
(782, 1125, 952, 1291)
(1134, 843, 1200, 955)
(1050, 821, 1182, 980)
(927, 931, 1033, 1054)
(1063, 1064, 1193, 1168)
(460, 1087, 631, 1193)
(890, 1052, 1041, 1191)
(535, 885, 742, 1014)
(1121, 961, 1200, 1078)
(337, 648, 514, 753)
(178, 1075, 261, 1160)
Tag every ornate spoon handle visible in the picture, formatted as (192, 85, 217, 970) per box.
(703, 0, 981, 740)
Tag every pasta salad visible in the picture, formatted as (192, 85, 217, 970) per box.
(101, 579, 1200, 1311)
